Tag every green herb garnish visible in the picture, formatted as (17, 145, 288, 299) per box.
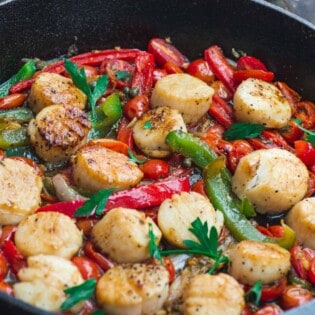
(223, 122, 264, 140)
(115, 70, 131, 80)
(245, 280, 263, 305)
(161, 218, 229, 274)
(61, 278, 96, 311)
(128, 149, 147, 164)
(294, 118, 315, 147)
(74, 189, 113, 217)
(91, 311, 105, 315)
(143, 121, 153, 129)
(64, 59, 108, 121)
(148, 223, 163, 263)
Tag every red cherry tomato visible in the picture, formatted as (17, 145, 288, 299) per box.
(140, 159, 170, 180)
(75, 218, 96, 237)
(280, 120, 304, 144)
(123, 95, 150, 120)
(254, 304, 283, 315)
(260, 278, 287, 302)
(227, 140, 253, 173)
(186, 58, 214, 84)
(191, 179, 207, 197)
(163, 61, 183, 74)
(0, 93, 27, 110)
(152, 68, 167, 85)
(117, 117, 134, 149)
(209, 94, 235, 128)
(211, 80, 233, 101)
(71, 256, 102, 280)
(307, 257, 315, 285)
(242, 306, 253, 315)
(0, 281, 13, 295)
(0, 252, 8, 281)
(81, 65, 98, 78)
(237, 56, 268, 71)
(290, 245, 310, 280)
(295, 101, 315, 129)
(295, 140, 315, 168)
(281, 285, 313, 310)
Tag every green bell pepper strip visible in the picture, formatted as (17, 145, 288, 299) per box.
(0, 121, 30, 149)
(5, 145, 40, 162)
(0, 108, 34, 123)
(0, 60, 36, 97)
(165, 130, 296, 250)
(88, 93, 122, 139)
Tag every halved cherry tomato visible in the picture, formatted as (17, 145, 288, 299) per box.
(237, 56, 268, 72)
(242, 306, 253, 315)
(254, 304, 282, 315)
(234, 69, 274, 84)
(307, 257, 315, 285)
(0, 93, 27, 110)
(117, 117, 134, 149)
(0, 252, 8, 281)
(295, 101, 315, 129)
(257, 225, 284, 238)
(9, 156, 44, 177)
(81, 65, 99, 78)
(227, 140, 253, 173)
(211, 80, 233, 101)
(290, 245, 314, 280)
(123, 95, 150, 120)
(281, 285, 313, 310)
(0, 225, 17, 247)
(87, 138, 129, 156)
(186, 58, 214, 84)
(75, 218, 96, 237)
(140, 159, 170, 180)
(280, 120, 304, 144)
(152, 68, 167, 85)
(295, 140, 315, 168)
(260, 278, 287, 302)
(191, 179, 207, 197)
(148, 38, 188, 68)
(209, 94, 235, 128)
(0, 281, 13, 295)
(163, 61, 183, 74)
(71, 256, 102, 280)
(83, 241, 115, 271)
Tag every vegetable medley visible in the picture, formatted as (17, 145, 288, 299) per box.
(1, 38, 315, 315)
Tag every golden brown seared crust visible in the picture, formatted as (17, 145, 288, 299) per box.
(28, 104, 91, 162)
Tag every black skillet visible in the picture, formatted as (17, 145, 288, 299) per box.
(0, 0, 314, 314)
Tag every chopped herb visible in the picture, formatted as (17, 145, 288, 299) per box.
(240, 197, 256, 218)
(143, 121, 153, 129)
(91, 311, 105, 315)
(64, 59, 108, 121)
(61, 278, 96, 311)
(115, 70, 131, 80)
(128, 149, 147, 164)
(74, 189, 113, 217)
(161, 218, 229, 274)
(294, 118, 315, 147)
(223, 122, 264, 140)
(148, 223, 163, 263)
(245, 280, 263, 305)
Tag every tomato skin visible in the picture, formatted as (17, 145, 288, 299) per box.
(260, 278, 287, 302)
(237, 56, 268, 71)
(295, 140, 315, 168)
(0, 252, 8, 281)
(281, 285, 313, 310)
(186, 58, 214, 84)
(280, 120, 304, 144)
(123, 95, 150, 120)
(140, 159, 170, 180)
(307, 257, 315, 285)
(117, 117, 134, 149)
(227, 140, 253, 173)
(191, 179, 207, 197)
(163, 61, 183, 74)
(242, 306, 253, 315)
(71, 256, 102, 280)
(211, 80, 233, 102)
(254, 304, 283, 315)
(81, 65, 99, 78)
(75, 218, 96, 237)
(0, 281, 13, 295)
(209, 94, 235, 128)
(295, 101, 315, 129)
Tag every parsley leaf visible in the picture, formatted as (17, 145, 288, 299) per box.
(64, 59, 108, 121)
(115, 70, 131, 80)
(245, 280, 263, 305)
(61, 278, 96, 311)
(148, 223, 163, 263)
(294, 118, 315, 147)
(223, 122, 264, 140)
(128, 149, 147, 164)
(74, 189, 113, 217)
(143, 121, 153, 129)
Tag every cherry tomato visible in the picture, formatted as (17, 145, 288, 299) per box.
(260, 278, 287, 302)
(88, 138, 129, 156)
(76, 218, 96, 237)
(227, 140, 253, 173)
(290, 245, 310, 280)
(211, 80, 233, 101)
(152, 68, 167, 85)
(0, 252, 8, 281)
(186, 58, 214, 84)
(163, 61, 183, 74)
(307, 257, 315, 285)
(191, 179, 207, 197)
(295, 140, 315, 168)
(254, 304, 282, 315)
(71, 256, 102, 280)
(81, 65, 98, 78)
(281, 285, 313, 310)
(140, 159, 170, 180)
(0, 93, 27, 110)
(0, 225, 17, 247)
(280, 120, 304, 144)
(0, 281, 13, 295)
(237, 56, 268, 72)
(117, 117, 134, 149)
(296, 101, 315, 129)
(209, 94, 235, 128)
(148, 38, 188, 68)
(123, 95, 149, 120)
(242, 306, 253, 315)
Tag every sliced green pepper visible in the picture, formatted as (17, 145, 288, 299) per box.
(0, 60, 36, 97)
(0, 122, 30, 149)
(5, 145, 40, 162)
(0, 108, 34, 123)
(165, 130, 296, 250)
(88, 93, 122, 139)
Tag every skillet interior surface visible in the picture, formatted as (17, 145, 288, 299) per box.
(0, 0, 315, 314)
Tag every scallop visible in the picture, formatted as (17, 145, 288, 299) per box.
(133, 106, 187, 158)
(28, 72, 87, 113)
(96, 263, 169, 315)
(72, 144, 143, 193)
(157, 191, 224, 248)
(232, 148, 309, 214)
(233, 78, 291, 128)
(28, 104, 91, 162)
(15, 211, 83, 259)
(0, 158, 42, 225)
(151, 73, 214, 124)
(228, 240, 291, 285)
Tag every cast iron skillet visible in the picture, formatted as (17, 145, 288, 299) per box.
(0, 0, 314, 314)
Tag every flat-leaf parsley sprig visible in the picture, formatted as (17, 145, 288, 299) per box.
(294, 118, 315, 147)
(223, 122, 265, 141)
(148, 223, 163, 263)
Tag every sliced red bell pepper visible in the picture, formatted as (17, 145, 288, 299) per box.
(234, 69, 274, 84)
(117, 117, 134, 149)
(9, 78, 35, 94)
(37, 177, 190, 217)
(295, 140, 315, 168)
(2, 240, 27, 275)
(131, 52, 155, 96)
(236, 55, 268, 71)
(204, 45, 236, 93)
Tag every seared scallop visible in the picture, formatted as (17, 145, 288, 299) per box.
(15, 211, 83, 259)
(151, 73, 214, 124)
(28, 104, 91, 163)
(92, 207, 161, 263)
(158, 191, 224, 248)
(286, 197, 315, 249)
(232, 148, 308, 214)
(96, 263, 169, 315)
(14, 255, 84, 313)
(0, 158, 42, 225)
(72, 144, 143, 193)
(133, 106, 187, 158)
(233, 78, 291, 128)
(28, 72, 87, 113)
(228, 240, 290, 285)
(183, 273, 245, 315)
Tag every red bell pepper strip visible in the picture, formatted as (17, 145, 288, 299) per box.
(236, 55, 268, 71)
(234, 69, 275, 84)
(204, 45, 236, 93)
(295, 140, 315, 168)
(9, 78, 35, 94)
(2, 240, 27, 275)
(37, 177, 190, 217)
(117, 117, 134, 149)
(131, 52, 155, 96)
